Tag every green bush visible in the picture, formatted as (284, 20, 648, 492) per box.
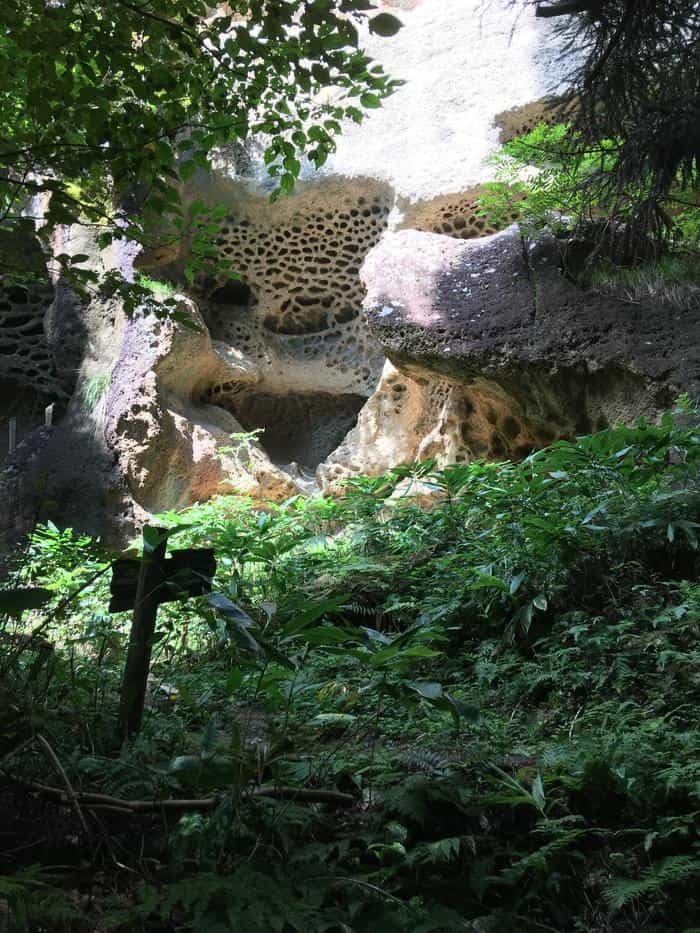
(2, 411, 700, 930)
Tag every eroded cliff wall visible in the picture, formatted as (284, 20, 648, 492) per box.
(8, 1, 694, 546)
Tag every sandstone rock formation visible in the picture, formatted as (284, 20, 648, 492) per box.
(0, 427, 55, 560)
(104, 296, 299, 511)
(332, 225, 699, 483)
(7, 1, 692, 549)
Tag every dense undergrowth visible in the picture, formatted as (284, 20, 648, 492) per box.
(2, 410, 700, 931)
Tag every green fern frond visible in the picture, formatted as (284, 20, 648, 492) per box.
(604, 856, 700, 910)
(408, 836, 462, 867)
(0, 867, 83, 930)
(400, 749, 451, 776)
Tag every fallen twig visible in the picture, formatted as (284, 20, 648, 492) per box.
(253, 786, 355, 806)
(35, 734, 91, 839)
(3, 776, 355, 813)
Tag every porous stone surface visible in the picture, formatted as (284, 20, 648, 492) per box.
(204, 178, 393, 341)
(494, 95, 578, 144)
(0, 232, 64, 399)
(354, 226, 699, 461)
(143, 176, 391, 392)
(319, 356, 542, 491)
(317, 361, 462, 489)
(400, 188, 517, 241)
(0, 281, 141, 551)
(0, 427, 54, 569)
(137, 176, 395, 483)
(103, 296, 299, 511)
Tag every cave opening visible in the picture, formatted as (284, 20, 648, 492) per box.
(208, 278, 254, 309)
(224, 390, 365, 470)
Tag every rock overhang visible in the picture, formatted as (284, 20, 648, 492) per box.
(358, 224, 699, 451)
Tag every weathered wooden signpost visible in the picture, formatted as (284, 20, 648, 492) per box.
(111, 526, 215, 739)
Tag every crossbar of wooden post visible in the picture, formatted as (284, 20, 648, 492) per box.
(109, 549, 216, 613)
(117, 529, 168, 740)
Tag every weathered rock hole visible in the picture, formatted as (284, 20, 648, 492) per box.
(209, 278, 253, 308)
(0, 235, 62, 399)
(491, 434, 506, 457)
(200, 184, 393, 339)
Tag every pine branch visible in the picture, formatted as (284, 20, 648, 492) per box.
(536, 1, 594, 17)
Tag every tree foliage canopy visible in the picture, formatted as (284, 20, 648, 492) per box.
(0, 0, 401, 292)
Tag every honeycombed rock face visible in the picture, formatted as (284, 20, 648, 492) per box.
(190, 177, 391, 403)
(400, 188, 517, 241)
(136, 176, 395, 491)
(0, 232, 63, 399)
(205, 179, 393, 339)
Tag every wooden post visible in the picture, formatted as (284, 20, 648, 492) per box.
(117, 528, 167, 739)
(45, 403, 54, 427)
(8, 417, 16, 454)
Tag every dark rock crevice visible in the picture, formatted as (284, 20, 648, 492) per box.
(211, 389, 365, 470)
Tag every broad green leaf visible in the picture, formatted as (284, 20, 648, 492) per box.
(311, 713, 356, 727)
(281, 596, 347, 637)
(207, 593, 262, 654)
(471, 573, 509, 593)
(299, 625, 354, 646)
(370, 645, 441, 668)
(142, 525, 167, 554)
(226, 668, 244, 694)
(509, 571, 526, 595)
(407, 681, 444, 700)
(169, 754, 201, 775)
(360, 92, 382, 109)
